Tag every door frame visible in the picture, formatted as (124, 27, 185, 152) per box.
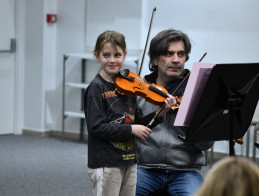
(13, 0, 25, 135)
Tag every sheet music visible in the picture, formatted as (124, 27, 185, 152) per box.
(174, 62, 216, 126)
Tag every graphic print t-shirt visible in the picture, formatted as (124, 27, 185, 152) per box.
(85, 74, 142, 168)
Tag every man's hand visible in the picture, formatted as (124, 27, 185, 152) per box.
(157, 94, 176, 118)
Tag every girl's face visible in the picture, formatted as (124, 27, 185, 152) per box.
(96, 42, 126, 83)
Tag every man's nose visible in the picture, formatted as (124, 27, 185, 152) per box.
(171, 54, 179, 62)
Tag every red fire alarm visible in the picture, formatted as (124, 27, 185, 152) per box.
(46, 14, 57, 23)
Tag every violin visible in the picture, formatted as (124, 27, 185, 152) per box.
(236, 138, 244, 144)
(115, 69, 181, 108)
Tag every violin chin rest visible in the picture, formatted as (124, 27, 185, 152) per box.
(118, 69, 130, 76)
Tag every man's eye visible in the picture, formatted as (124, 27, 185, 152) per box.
(178, 52, 185, 57)
(166, 52, 173, 56)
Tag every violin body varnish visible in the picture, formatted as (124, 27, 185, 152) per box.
(115, 69, 169, 106)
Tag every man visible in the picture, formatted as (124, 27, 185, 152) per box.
(136, 29, 214, 196)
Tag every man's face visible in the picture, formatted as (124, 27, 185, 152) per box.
(154, 41, 186, 81)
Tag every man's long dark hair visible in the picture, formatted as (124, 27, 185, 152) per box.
(148, 29, 192, 73)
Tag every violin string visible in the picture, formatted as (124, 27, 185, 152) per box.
(137, 77, 148, 87)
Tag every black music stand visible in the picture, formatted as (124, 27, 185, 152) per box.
(185, 63, 259, 156)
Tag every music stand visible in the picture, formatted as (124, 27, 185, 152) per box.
(185, 63, 259, 156)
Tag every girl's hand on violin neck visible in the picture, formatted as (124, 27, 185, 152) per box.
(157, 94, 176, 118)
(131, 125, 152, 141)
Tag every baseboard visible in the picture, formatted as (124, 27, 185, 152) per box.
(23, 129, 47, 137)
(23, 129, 88, 143)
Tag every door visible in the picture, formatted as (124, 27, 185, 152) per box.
(0, 0, 16, 134)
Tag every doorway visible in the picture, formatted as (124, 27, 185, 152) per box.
(0, 0, 22, 135)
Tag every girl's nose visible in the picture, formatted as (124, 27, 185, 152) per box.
(109, 56, 115, 62)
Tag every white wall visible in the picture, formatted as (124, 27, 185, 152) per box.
(43, 0, 58, 131)
(22, 0, 259, 155)
(24, 0, 44, 132)
(23, 0, 85, 133)
(53, 0, 86, 133)
(85, 0, 142, 50)
(84, 0, 259, 74)
(139, 0, 259, 75)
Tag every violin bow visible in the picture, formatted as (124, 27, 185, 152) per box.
(138, 7, 156, 76)
(147, 52, 207, 128)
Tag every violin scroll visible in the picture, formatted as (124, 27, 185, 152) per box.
(236, 138, 244, 145)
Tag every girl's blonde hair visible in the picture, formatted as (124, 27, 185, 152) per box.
(94, 30, 126, 56)
(196, 157, 259, 196)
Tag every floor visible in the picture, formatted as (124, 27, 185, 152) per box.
(0, 134, 258, 196)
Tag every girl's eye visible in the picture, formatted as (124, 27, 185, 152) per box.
(115, 53, 122, 57)
(103, 53, 110, 57)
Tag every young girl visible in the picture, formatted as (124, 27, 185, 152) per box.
(84, 30, 175, 196)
